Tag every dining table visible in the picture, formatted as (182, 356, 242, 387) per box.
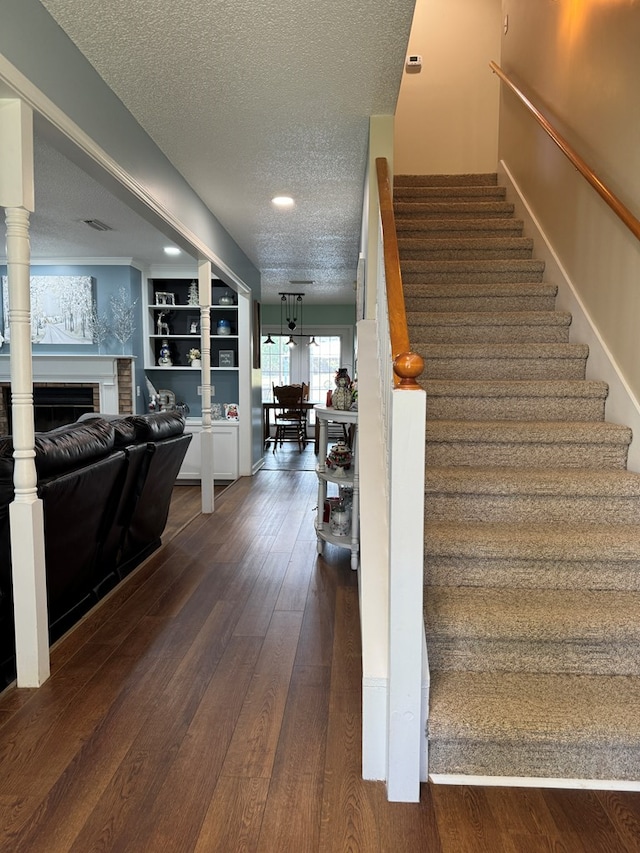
(262, 400, 318, 450)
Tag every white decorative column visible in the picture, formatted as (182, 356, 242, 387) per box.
(198, 259, 214, 513)
(0, 99, 50, 686)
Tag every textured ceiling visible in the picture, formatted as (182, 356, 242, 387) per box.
(28, 0, 416, 302)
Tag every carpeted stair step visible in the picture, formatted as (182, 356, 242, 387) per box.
(425, 521, 640, 591)
(409, 310, 571, 344)
(402, 258, 545, 284)
(395, 173, 499, 187)
(425, 466, 640, 524)
(421, 379, 609, 421)
(404, 282, 558, 313)
(394, 185, 507, 202)
(420, 342, 588, 381)
(394, 200, 516, 220)
(426, 420, 631, 469)
(396, 217, 525, 239)
(399, 171, 640, 785)
(427, 670, 640, 779)
(398, 236, 534, 261)
(425, 586, 640, 675)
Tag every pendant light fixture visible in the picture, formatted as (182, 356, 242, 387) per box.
(279, 291, 304, 347)
(262, 291, 307, 346)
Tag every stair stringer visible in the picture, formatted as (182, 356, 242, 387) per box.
(498, 159, 640, 471)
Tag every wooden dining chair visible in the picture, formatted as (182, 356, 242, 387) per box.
(272, 383, 308, 452)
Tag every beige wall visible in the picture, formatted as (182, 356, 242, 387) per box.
(499, 0, 640, 401)
(394, 0, 502, 174)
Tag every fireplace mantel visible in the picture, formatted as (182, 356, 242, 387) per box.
(0, 355, 135, 415)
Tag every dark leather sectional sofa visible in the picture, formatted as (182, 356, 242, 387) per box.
(0, 411, 191, 686)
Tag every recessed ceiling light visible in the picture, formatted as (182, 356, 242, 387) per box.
(271, 196, 295, 208)
(164, 246, 181, 255)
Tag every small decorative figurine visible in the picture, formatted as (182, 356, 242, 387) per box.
(332, 367, 352, 410)
(158, 339, 172, 366)
(326, 441, 352, 477)
(157, 311, 170, 336)
(188, 281, 199, 306)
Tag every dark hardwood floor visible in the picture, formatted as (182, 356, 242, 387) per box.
(0, 468, 639, 851)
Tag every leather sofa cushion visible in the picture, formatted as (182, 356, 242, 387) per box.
(78, 414, 138, 449)
(111, 418, 138, 448)
(0, 418, 116, 479)
(127, 411, 186, 441)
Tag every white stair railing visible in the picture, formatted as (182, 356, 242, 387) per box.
(358, 156, 426, 802)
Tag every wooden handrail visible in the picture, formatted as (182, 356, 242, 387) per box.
(375, 157, 424, 389)
(490, 61, 640, 242)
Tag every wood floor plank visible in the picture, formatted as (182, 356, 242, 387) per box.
(293, 555, 342, 669)
(107, 634, 263, 853)
(377, 783, 445, 852)
(319, 688, 381, 853)
(257, 772, 324, 852)
(542, 788, 632, 852)
(253, 610, 303, 675)
(220, 672, 293, 779)
(193, 776, 269, 853)
(329, 581, 362, 693)
(256, 666, 330, 850)
(483, 785, 563, 837)
(595, 791, 640, 852)
(430, 785, 516, 853)
(0, 618, 184, 843)
(232, 553, 289, 638)
(270, 664, 331, 779)
(62, 600, 240, 852)
(274, 540, 316, 612)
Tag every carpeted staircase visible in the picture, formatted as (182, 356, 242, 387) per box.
(395, 172, 640, 783)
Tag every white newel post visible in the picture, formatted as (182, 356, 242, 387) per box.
(386, 386, 426, 802)
(198, 259, 214, 513)
(1, 99, 50, 686)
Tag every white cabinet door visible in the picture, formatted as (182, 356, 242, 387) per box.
(178, 421, 239, 481)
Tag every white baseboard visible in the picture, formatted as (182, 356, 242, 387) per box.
(421, 626, 429, 782)
(498, 160, 640, 472)
(429, 773, 640, 791)
(362, 677, 387, 781)
(362, 642, 430, 790)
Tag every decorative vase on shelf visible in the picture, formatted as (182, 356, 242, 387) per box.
(329, 501, 351, 537)
(217, 319, 231, 336)
(332, 367, 352, 410)
(158, 339, 172, 366)
(191, 359, 201, 369)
